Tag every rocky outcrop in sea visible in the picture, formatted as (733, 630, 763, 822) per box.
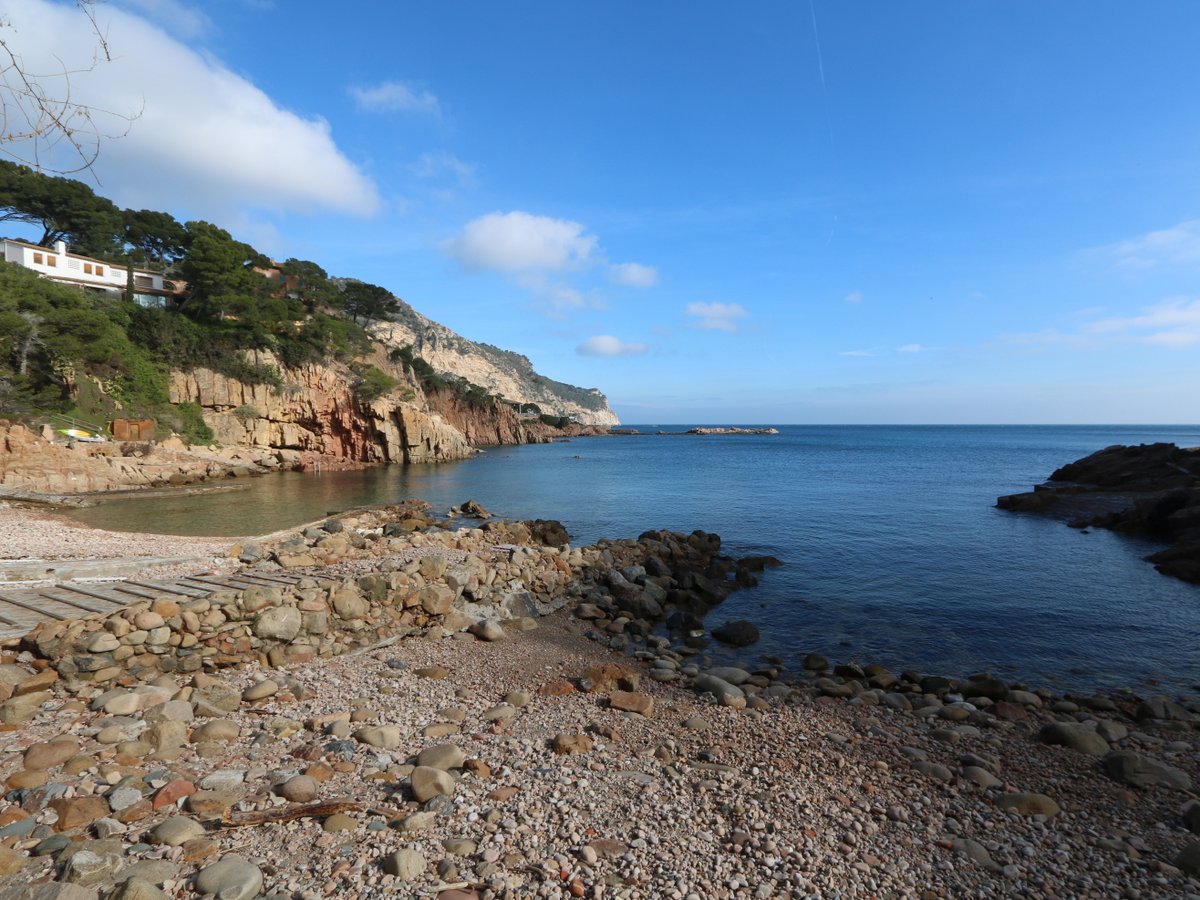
(996, 442, 1200, 584)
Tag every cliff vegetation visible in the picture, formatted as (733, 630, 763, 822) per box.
(0, 161, 618, 467)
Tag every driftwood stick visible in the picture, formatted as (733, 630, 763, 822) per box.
(217, 798, 406, 828)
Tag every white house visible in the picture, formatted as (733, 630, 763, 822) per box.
(0, 238, 177, 308)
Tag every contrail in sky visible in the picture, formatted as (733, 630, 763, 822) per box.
(809, 0, 828, 92)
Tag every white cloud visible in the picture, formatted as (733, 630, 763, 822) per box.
(686, 301, 748, 332)
(446, 211, 597, 273)
(349, 81, 440, 115)
(1104, 220, 1200, 269)
(113, 0, 212, 38)
(577, 335, 648, 357)
(607, 262, 659, 288)
(897, 344, 926, 353)
(410, 152, 476, 186)
(2, 0, 379, 217)
(514, 273, 597, 318)
(1001, 297, 1200, 349)
(840, 350, 873, 357)
(1087, 297, 1200, 347)
(844, 291, 864, 305)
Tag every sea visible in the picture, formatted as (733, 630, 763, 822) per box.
(67, 425, 1200, 696)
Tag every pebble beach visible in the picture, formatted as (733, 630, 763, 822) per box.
(0, 503, 1196, 899)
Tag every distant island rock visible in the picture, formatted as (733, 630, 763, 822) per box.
(996, 442, 1200, 584)
(685, 427, 780, 435)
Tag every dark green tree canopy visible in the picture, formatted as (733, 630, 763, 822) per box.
(341, 280, 399, 324)
(122, 209, 187, 266)
(0, 160, 123, 257)
(179, 220, 269, 302)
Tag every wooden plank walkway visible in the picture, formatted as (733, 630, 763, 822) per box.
(0, 571, 321, 642)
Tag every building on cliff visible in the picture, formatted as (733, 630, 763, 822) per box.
(0, 238, 179, 308)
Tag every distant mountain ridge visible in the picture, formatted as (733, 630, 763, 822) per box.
(373, 298, 619, 427)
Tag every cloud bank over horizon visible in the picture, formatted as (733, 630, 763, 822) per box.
(4, 0, 380, 221)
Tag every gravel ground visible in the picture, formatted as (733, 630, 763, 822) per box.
(0, 508, 243, 562)
(2, 614, 1197, 899)
(0, 507, 1196, 897)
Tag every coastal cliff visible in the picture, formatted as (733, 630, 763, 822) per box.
(997, 442, 1200, 584)
(372, 300, 619, 427)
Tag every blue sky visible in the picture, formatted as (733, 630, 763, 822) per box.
(4, 1, 1200, 423)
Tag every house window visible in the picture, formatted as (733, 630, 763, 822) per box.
(32, 252, 43, 264)
(134, 274, 153, 288)
(83, 263, 93, 274)
(95, 265, 104, 276)
(46, 255, 56, 267)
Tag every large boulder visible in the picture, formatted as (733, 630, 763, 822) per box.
(1037, 722, 1110, 756)
(711, 619, 760, 647)
(1103, 751, 1192, 790)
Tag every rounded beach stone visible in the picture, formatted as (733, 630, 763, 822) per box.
(409, 766, 454, 802)
(1037, 722, 1110, 756)
(253, 607, 302, 641)
(354, 725, 401, 749)
(383, 847, 425, 879)
(242, 679, 279, 702)
(276, 775, 319, 803)
(149, 816, 205, 846)
(323, 813, 357, 832)
(194, 854, 263, 900)
(23, 737, 79, 771)
(416, 743, 466, 771)
(190, 719, 240, 743)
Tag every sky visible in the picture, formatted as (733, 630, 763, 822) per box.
(2, 0, 1199, 424)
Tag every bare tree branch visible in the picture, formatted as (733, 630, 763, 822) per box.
(0, 0, 140, 177)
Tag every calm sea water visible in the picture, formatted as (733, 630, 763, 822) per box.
(70, 425, 1200, 695)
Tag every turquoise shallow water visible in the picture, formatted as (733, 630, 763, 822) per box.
(69, 425, 1200, 694)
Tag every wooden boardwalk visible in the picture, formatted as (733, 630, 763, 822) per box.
(0, 571, 318, 642)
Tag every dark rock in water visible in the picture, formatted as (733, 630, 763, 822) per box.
(665, 609, 702, 633)
(962, 678, 1009, 701)
(711, 619, 760, 647)
(997, 442, 1200, 584)
(737, 555, 783, 571)
(528, 519, 570, 547)
(920, 675, 954, 695)
(803, 653, 829, 671)
(455, 498, 492, 519)
(735, 569, 759, 588)
(834, 662, 866, 680)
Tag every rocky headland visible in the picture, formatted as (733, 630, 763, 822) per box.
(683, 428, 779, 436)
(0, 503, 1196, 897)
(997, 442, 1200, 584)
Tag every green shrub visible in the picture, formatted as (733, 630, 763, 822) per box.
(169, 402, 214, 444)
(352, 365, 398, 403)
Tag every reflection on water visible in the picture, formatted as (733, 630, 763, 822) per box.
(65, 463, 460, 536)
